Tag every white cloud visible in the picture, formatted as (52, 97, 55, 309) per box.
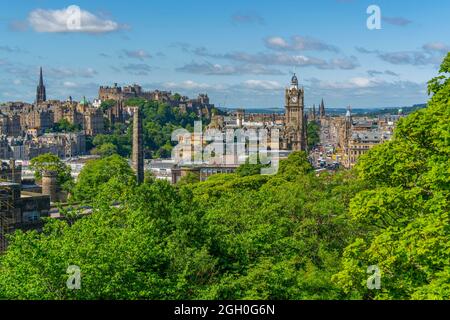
(312, 77, 382, 90)
(163, 80, 224, 91)
(243, 80, 283, 90)
(176, 61, 284, 75)
(265, 35, 339, 52)
(63, 81, 77, 88)
(48, 67, 98, 78)
(266, 37, 289, 49)
(193, 47, 359, 70)
(28, 5, 122, 33)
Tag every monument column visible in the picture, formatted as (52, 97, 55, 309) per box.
(132, 107, 144, 183)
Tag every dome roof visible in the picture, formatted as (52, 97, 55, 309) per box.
(80, 96, 88, 105)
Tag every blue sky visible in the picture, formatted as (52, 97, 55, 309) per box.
(0, 0, 449, 108)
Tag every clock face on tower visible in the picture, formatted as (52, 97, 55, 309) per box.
(290, 96, 298, 104)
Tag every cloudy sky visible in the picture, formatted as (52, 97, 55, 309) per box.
(0, 0, 449, 109)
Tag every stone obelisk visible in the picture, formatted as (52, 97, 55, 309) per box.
(132, 107, 144, 184)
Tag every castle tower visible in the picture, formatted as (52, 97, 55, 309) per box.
(132, 108, 144, 184)
(319, 98, 326, 118)
(285, 73, 306, 151)
(36, 67, 46, 104)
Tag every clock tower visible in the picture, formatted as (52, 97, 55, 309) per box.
(284, 74, 306, 151)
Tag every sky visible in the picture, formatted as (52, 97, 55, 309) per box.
(0, 0, 449, 109)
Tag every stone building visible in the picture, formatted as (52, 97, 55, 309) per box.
(0, 113, 21, 137)
(54, 102, 84, 127)
(0, 161, 51, 252)
(83, 107, 104, 136)
(38, 132, 86, 158)
(345, 130, 391, 168)
(21, 108, 54, 134)
(53, 98, 104, 136)
(0, 132, 86, 161)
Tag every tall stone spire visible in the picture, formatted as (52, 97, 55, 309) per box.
(312, 104, 316, 120)
(319, 98, 325, 118)
(132, 107, 144, 184)
(36, 67, 46, 104)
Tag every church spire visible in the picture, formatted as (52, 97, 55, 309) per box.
(319, 98, 325, 118)
(39, 67, 43, 86)
(36, 67, 46, 104)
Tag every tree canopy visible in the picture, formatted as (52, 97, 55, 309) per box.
(70, 154, 136, 202)
(333, 52, 450, 299)
(0, 54, 448, 300)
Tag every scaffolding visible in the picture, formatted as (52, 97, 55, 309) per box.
(0, 185, 14, 252)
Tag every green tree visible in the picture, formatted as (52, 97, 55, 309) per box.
(91, 142, 118, 157)
(307, 121, 320, 150)
(49, 119, 81, 133)
(332, 52, 450, 300)
(29, 153, 73, 190)
(100, 99, 116, 112)
(172, 93, 182, 101)
(176, 172, 199, 186)
(0, 152, 356, 299)
(71, 154, 136, 202)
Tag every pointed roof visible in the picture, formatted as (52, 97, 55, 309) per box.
(39, 67, 44, 86)
(319, 99, 325, 116)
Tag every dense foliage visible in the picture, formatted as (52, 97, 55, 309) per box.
(0, 55, 448, 300)
(332, 52, 450, 299)
(71, 154, 135, 202)
(0, 151, 363, 299)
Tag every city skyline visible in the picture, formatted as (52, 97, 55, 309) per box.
(0, 0, 449, 108)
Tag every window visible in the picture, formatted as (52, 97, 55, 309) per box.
(23, 211, 40, 222)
